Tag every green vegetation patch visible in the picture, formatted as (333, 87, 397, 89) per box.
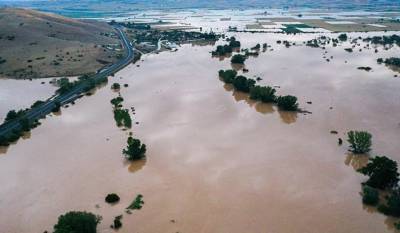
(358, 156, 399, 190)
(53, 211, 101, 233)
(113, 108, 132, 128)
(105, 193, 120, 204)
(347, 130, 372, 154)
(123, 136, 146, 161)
(126, 194, 144, 210)
(276, 95, 299, 111)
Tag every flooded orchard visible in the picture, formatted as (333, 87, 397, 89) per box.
(1, 31, 400, 233)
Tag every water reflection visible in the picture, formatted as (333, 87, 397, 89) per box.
(278, 110, 298, 124)
(21, 131, 31, 140)
(255, 102, 275, 115)
(127, 159, 147, 173)
(0, 146, 8, 155)
(344, 153, 369, 171)
(230, 63, 245, 71)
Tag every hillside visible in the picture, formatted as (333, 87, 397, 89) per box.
(0, 8, 120, 79)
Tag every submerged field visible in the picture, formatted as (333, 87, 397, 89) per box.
(1, 9, 400, 233)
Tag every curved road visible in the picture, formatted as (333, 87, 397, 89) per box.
(0, 26, 134, 137)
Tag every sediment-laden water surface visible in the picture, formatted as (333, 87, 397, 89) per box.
(1, 31, 400, 233)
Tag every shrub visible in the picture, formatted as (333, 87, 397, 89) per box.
(249, 86, 276, 103)
(126, 194, 144, 210)
(383, 57, 400, 67)
(338, 33, 348, 41)
(232, 75, 256, 92)
(105, 193, 120, 204)
(362, 185, 379, 205)
(123, 137, 146, 161)
(347, 131, 372, 154)
(53, 211, 101, 233)
(113, 109, 132, 128)
(276, 95, 298, 111)
(378, 190, 400, 217)
(111, 215, 122, 229)
(231, 54, 246, 64)
(110, 97, 124, 108)
(218, 69, 237, 84)
(358, 156, 399, 190)
(212, 45, 233, 56)
(111, 83, 120, 90)
(52, 102, 61, 112)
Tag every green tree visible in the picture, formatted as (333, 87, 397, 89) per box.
(110, 97, 124, 108)
(379, 190, 400, 217)
(105, 193, 120, 204)
(358, 156, 399, 190)
(123, 137, 146, 161)
(249, 86, 276, 102)
(232, 75, 255, 92)
(347, 131, 372, 154)
(338, 33, 348, 41)
(218, 69, 237, 84)
(362, 185, 379, 205)
(276, 95, 298, 111)
(231, 54, 246, 64)
(111, 83, 121, 90)
(53, 211, 101, 233)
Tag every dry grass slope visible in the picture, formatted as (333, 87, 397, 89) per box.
(0, 8, 120, 79)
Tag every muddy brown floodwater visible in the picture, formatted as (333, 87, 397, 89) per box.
(1, 32, 400, 233)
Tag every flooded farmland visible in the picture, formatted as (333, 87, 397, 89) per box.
(1, 12, 400, 233)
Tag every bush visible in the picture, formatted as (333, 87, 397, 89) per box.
(212, 45, 233, 56)
(52, 102, 61, 112)
(105, 193, 120, 204)
(362, 185, 379, 205)
(231, 54, 246, 64)
(53, 211, 101, 233)
(113, 109, 132, 128)
(358, 156, 399, 190)
(232, 75, 256, 92)
(123, 137, 146, 161)
(347, 131, 372, 154)
(378, 190, 400, 217)
(276, 95, 298, 111)
(228, 38, 241, 48)
(126, 194, 144, 210)
(111, 83, 120, 90)
(383, 57, 400, 67)
(110, 97, 124, 108)
(338, 33, 348, 41)
(218, 69, 237, 84)
(249, 86, 276, 103)
(111, 215, 122, 229)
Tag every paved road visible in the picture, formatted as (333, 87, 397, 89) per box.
(0, 26, 134, 137)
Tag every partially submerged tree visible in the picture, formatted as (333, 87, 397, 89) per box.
(362, 185, 379, 206)
(347, 131, 372, 154)
(231, 54, 246, 64)
(249, 85, 276, 103)
(123, 137, 146, 161)
(53, 211, 101, 233)
(276, 95, 298, 111)
(218, 69, 237, 84)
(358, 156, 399, 190)
(105, 193, 120, 204)
(232, 75, 255, 92)
(338, 33, 348, 41)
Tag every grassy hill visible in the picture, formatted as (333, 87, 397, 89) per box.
(0, 8, 120, 79)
